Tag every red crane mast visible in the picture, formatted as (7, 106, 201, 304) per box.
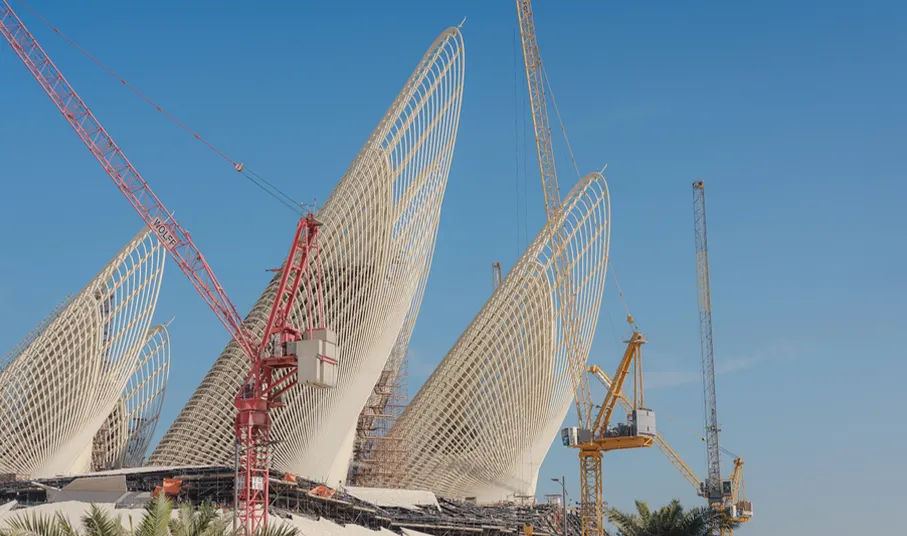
(0, 2, 337, 534)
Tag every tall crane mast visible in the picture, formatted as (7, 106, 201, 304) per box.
(515, 0, 593, 433)
(516, 3, 644, 535)
(692, 180, 723, 508)
(0, 3, 337, 535)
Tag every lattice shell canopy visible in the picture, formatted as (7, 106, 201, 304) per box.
(149, 27, 465, 486)
(92, 324, 171, 471)
(382, 172, 611, 502)
(0, 229, 165, 477)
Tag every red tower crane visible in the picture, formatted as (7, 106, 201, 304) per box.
(0, 2, 338, 534)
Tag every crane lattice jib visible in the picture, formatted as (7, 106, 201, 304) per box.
(0, 1, 258, 361)
(590, 332, 644, 435)
(693, 180, 722, 503)
(588, 365, 702, 492)
(729, 458, 744, 503)
(516, 0, 593, 429)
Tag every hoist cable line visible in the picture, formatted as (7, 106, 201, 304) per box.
(13, 0, 301, 214)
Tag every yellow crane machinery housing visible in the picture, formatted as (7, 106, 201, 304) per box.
(560, 332, 655, 536)
(587, 365, 752, 534)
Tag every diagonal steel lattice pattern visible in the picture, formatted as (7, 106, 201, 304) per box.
(0, 228, 166, 477)
(91, 324, 171, 471)
(149, 27, 465, 485)
(369, 172, 611, 502)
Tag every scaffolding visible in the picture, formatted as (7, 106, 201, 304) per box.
(347, 352, 409, 487)
(0, 466, 581, 536)
(0, 465, 582, 536)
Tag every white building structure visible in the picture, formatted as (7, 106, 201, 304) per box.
(91, 324, 171, 471)
(149, 26, 466, 486)
(0, 229, 166, 477)
(374, 172, 611, 502)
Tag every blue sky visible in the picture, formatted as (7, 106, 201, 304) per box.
(1, 1, 905, 534)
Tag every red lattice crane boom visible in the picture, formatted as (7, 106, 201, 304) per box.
(0, 3, 337, 535)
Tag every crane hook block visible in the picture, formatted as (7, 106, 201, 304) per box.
(235, 163, 244, 172)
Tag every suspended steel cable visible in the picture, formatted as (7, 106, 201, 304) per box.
(14, 0, 301, 214)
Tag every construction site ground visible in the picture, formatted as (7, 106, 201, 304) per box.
(0, 466, 581, 536)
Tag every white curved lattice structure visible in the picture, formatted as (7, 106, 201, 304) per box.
(92, 324, 171, 470)
(0, 229, 165, 478)
(374, 172, 611, 502)
(149, 27, 465, 485)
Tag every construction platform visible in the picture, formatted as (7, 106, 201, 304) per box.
(0, 466, 581, 536)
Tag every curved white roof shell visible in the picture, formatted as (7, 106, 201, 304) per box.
(92, 324, 171, 470)
(0, 229, 165, 478)
(373, 172, 611, 502)
(149, 27, 465, 485)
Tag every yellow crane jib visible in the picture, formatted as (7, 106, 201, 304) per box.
(561, 332, 656, 453)
(727, 458, 753, 524)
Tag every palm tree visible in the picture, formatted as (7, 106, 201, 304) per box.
(0, 496, 300, 536)
(134, 496, 176, 536)
(604, 499, 739, 536)
(84, 504, 129, 536)
(0, 510, 79, 536)
(168, 500, 232, 536)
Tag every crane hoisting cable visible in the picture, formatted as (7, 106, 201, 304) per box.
(0, 3, 338, 534)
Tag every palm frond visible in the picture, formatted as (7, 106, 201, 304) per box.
(677, 506, 711, 536)
(193, 502, 218, 534)
(1, 510, 79, 536)
(633, 500, 652, 525)
(603, 506, 641, 536)
(136, 496, 172, 536)
(81, 505, 124, 536)
(168, 503, 194, 536)
(254, 523, 299, 536)
(53, 512, 79, 536)
(198, 514, 235, 536)
(604, 498, 741, 536)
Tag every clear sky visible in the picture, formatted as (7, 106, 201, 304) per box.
(1, 1, 905, 535)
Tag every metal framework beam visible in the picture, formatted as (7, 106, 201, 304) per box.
(693, 180, 722, 504)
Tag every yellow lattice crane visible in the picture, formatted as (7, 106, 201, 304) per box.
(560, 333, 655, 536)
(515, 3, 654, 535)
(587, 365, 752, 535)
(722, 457, 753, 533)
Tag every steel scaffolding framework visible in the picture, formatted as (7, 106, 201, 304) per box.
(347, 351, 409, 487)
